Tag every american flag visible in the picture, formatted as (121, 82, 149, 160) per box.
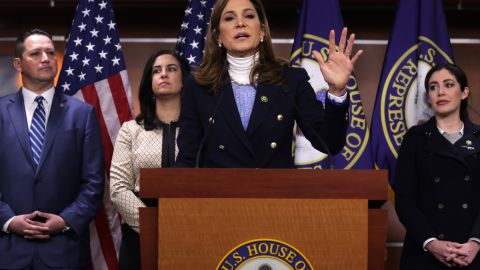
(57, 0, 134, 269)
(175, 0, 216, 68)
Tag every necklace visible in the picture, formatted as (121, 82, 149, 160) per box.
(230, 73, 258, 86)
(230, 78, 253, 86)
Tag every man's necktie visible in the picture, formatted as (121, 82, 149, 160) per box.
(30, 96, 46, 166)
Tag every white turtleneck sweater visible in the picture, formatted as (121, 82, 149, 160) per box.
(227, 53, 258, 130)
(227, 53, 259, 85)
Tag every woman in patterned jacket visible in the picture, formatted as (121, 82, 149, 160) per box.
(110, 50, 190, 270)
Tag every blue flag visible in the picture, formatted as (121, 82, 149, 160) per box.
(175, 0, 216, 69)
(371, 0, 453, 186)
(290, 0, 373, 169)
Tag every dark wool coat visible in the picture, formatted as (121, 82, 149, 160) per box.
(395, 117, 480, 270)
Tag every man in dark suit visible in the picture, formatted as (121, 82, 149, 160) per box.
(0, 29, 104, 269)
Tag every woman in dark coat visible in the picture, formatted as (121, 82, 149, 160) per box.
(395, 63, 480, 269)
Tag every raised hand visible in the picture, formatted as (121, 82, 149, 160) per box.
(313, 27, 363, 96)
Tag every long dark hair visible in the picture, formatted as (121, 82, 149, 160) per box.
(424, 62, 469, 120)
(195, 0, 287, 93)
(135, 50, 190, 130)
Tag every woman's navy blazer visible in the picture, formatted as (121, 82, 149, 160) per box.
(176, 67, 348, 168)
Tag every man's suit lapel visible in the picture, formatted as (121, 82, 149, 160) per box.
(218, 79, 255, 155)
(7, 90, 35, 168)
(37, 92, 68, 171)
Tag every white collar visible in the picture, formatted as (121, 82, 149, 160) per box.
(437, 122, 464, 136)
(227, 52, 259, 85)
(22, 86, 55, 107)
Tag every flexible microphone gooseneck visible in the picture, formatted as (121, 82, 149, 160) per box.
(195, 87, 225, 168)
(281, 84, 336, 169)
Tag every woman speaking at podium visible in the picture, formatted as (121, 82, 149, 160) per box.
(175, 0, 362, 168)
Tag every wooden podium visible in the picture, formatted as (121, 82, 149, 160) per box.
(139, 169, 387, 270)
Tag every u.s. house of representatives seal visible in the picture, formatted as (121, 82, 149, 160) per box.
(216, 239, 314, 270)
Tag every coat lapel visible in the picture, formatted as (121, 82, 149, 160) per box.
(424, 132, 459, 159)
(218, 77, 255, 155)
(6, 90, 35, 168)
(422, 119, 460, 161)
(246, 83, 280, 136)
(422, 118, 479, 167)
(37, 92, 68, 171)
(455, 121, 480, 158)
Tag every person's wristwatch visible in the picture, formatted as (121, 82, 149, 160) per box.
(62, 224, 71, 233)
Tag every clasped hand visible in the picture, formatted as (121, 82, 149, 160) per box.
(8, 211, 67, 239)
(427, 239, 480, 267)
(313, 27, 363, 97)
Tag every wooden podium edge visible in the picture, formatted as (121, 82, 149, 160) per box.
(140, 207, 158, 270)
(140, 169, 388, 200)
(368, 209, 388, 270)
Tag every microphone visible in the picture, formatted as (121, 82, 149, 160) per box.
(194, 84, 226, 168)
(281, 84, 335, 169)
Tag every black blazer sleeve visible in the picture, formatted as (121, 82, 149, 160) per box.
(289, 68, 348, 155)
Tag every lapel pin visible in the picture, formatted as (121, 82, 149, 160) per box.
(260, 96, 268, 103)
(461, 145, 475, 151)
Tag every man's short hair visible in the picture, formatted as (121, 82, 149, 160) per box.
(15, 28, 53, 58)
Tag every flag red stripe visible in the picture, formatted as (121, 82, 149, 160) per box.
(107, 73, 132, 125)
(59, 2, 132, 269)
(95, 205, 119, 270)
(82, 85, 114, 172)
(82, 85, 118, 270)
